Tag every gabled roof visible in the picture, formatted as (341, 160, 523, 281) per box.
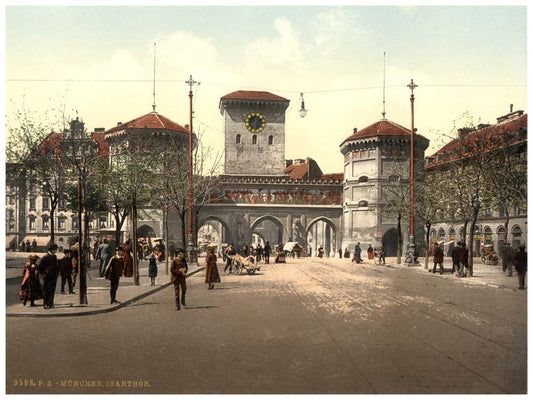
(105, 112, 189, 135)
(221, 90, 290, 102)
(425, 113, 527, 169)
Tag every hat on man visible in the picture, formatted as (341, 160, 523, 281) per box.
(175, 248, 185, 255)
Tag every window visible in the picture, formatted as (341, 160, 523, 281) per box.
(388, 175, 400, 183)
(58, 197, 65, 210)
(252, 135, 257, 145)
(58, 218, 66, 230)
(268, 135, 273, 145)
(72, 216, 78, 230)
(358, 200, 368, 207)
(42, 215, 49, 230)
(358, 176, 368, 183)
(236, 134, 241, 144)
(29, 197, 36, 211)
(99, 217, 107, 228)
(29, 216, 36, 231)
(42, 197, 49, 211)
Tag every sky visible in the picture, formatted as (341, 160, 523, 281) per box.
(3, 3, 528, 174)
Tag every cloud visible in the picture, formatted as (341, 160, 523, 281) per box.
(313, 9, 351, 53)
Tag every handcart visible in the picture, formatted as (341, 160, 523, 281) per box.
(229, 254, 261, 275)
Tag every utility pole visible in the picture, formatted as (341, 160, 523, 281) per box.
(405, 79, 419, 266)
(185, 75, 198, 264)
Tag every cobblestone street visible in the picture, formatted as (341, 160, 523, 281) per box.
(6, 256, 526, 394)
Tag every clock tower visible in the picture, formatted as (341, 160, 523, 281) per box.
(219, 90, 290, 176)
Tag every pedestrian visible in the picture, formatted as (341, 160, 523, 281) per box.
(338, 248, 342, 258)
(514, 244, 527, 290)
(242, 244, 249, 257)
(31, 239, 37, 252)
(96, 238, 113, 277)
(501, 242, 514, 274)
(104, 247, 124, 304)
(343, 248, 350, 258)
(275, 244, 287, 263)
(256, 244, 263, 262)
(171, 249, 188, 311)
(154, 239, 165, 262)
(38, 244, 60, 309)
(433, 244, 444, 274)
(70, 242, 79, 290)
(148, 251, 158, 286)
(224, 243, 236, 273)
(451, 242, 461, 274)
(205, 247, 221, 290)
(59, 249, 75, 294)
(19, 254, 42, 307)
(123, 239, 134, 277)
(458, 242, 469, 277)
(367, 244, 374, 260)
(263, 241, 271, 264)
(25, 239, 31, 252)
(352, 243, 362, 263)
(318, 245, 324, 258)
(92, 239, 99, 261)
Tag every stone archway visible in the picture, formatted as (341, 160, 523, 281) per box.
(306, 217, 337, 257)
(197, 216, 233, 253)
(250, 215, 284, 248)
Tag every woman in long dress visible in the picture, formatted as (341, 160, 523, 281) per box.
(19, 254, 43, 307)
(205, 247, 221, 290)
(122, 239, 133, 277)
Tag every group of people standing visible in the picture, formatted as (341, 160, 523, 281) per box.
(19, 244, 79, 309)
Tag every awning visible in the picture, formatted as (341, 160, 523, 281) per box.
(5, 235, 16, 248)
(283, 242, 302, 251)
(22, 236, 50, 246)
(444, 240, 456, 246)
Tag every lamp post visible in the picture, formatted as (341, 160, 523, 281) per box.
(185, 75, 198, 263)
(405, 79, 419, 265)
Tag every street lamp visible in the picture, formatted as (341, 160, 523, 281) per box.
(299, 93, 308, 118)
(405, 79, 419, 265)
(185, 75, 198, 263)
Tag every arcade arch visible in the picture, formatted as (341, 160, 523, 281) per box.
(250, 216, 284, 248)
(306, 217, 337, 257)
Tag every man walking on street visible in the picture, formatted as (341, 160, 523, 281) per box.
(433, 244, 444, 274)
(39, 244, 60, 309)
(451, 242, 461, 274)
(224, 243, 236, 273)
(458, 242, 469, 277)
(264, 241, 271, 264)
(104, 247, 124, 304)
(96, 239, 113, 277)
(501, 242, 514, 275)
(59, 249, 75, 294)
(514, 244, 527, 290)
(171, 249, 188, 311)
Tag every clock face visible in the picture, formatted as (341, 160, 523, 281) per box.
(245, 112, 266, 133)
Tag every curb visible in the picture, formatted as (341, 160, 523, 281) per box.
(6, 267, 205, 318)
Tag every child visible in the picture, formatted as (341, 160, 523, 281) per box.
(148, 251, 158, 286)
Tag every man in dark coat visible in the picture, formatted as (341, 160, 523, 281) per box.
(352, 243, 362, 263)
(501, 242, 514, 273)
(458, 242, 469, 277)
(59, 249, 75, 294)
(263, 241, 271, 264)
(104, 247, 124, 304)
(171, 249, 188, 311)
(433, 244, 444, 274)
(96, 239, 113, 277)
(224, 243, 236, 273)
(514, 244, 527, 290)
(451, 242, 461, 274)
(39, 244, 59, 309)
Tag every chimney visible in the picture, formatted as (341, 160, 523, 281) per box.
(94, 128, 106, 133)
(117, 122, 122, 126)
(285, 159, 293, 167)
(510, 104, 513, 113)
(185, 124, 189, 131)
(353, 127, 358, 134)
(458, 127, 475, 140)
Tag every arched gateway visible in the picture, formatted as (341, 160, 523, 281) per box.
(198, 90, 343, 256)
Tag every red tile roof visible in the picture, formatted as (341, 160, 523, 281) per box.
(425, 113, 527, 169)
(285, 163, 308, 179)
(221, 90, 290, 102)
(105, 112, 189, 135)
(343, 119, 417, 141)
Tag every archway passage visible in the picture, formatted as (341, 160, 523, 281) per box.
(197, 217, 232, 255)
(250, 216, 283, 249)
(306, 218, 337, 257)
(137, 224, 156, 239)
(382, 228, 398, 259)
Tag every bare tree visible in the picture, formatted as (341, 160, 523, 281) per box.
(380, 175, 409, 264)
